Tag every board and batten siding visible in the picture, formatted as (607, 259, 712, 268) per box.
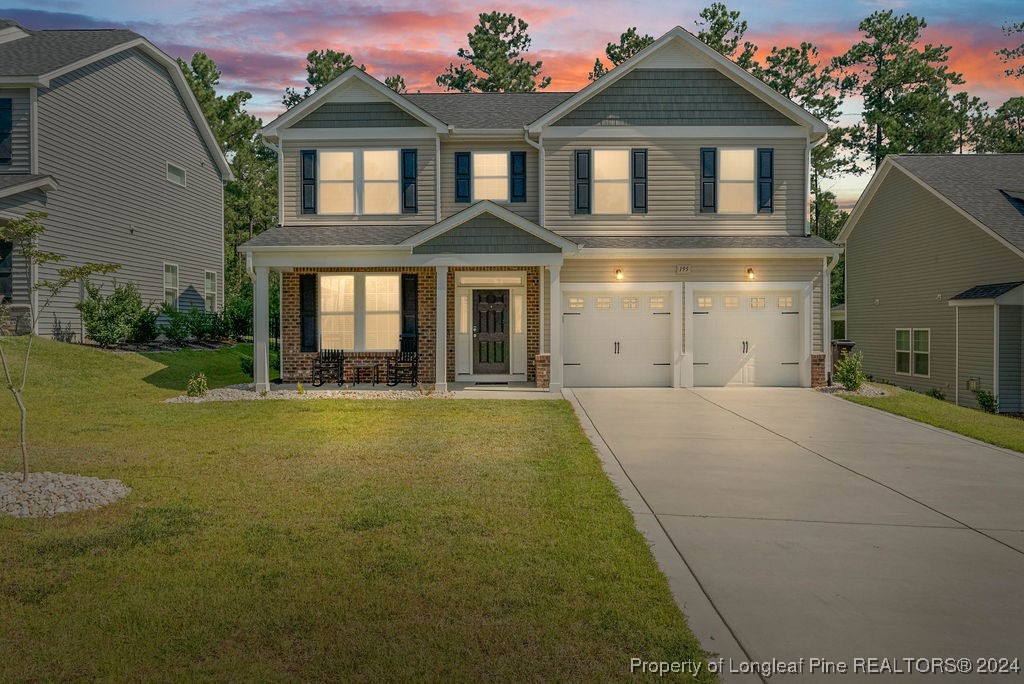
(551, 70, 800, 127)
(845, 167, 1023, 405)
(0, 88, 31, 173)
(998, 305, 1022, 413)
(439, 142, 539, 224)
(560, 257, 824, 353)
(281, 139, 436, 225)
(543, 137, 806, 236)
(34, 48, 225, 337)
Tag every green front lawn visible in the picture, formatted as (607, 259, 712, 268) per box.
(844, 385, 1024, 453)
(0, 339, 713, 681)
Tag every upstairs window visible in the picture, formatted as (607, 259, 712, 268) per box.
(472, 152, 509, 202)
(593, 149, 630, 214)
(574, 148, 646, 215)
(166, 163, 187, 187)
(163, 263, 178, 310)
(0, 98, 11, 165)
(701, 147, 774, 215)
(316, 149, 400, 215)
(204, 271, 217, 312)
(718, 149, 756, 214)
(454, 151, 527, 203)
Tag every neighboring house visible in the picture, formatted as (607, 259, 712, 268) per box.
(839, 154, 1024, 412)
(0, 19, 231, 338)
(242, 26, 839, 392)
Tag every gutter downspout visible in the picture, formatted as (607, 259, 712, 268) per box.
(522, 128, 544, 227)
(824, 247, 843, 380)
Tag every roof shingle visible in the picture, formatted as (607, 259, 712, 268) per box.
(949, 281, 1024, 300)
(0, 22, 139, 78)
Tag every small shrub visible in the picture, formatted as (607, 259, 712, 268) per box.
(239, 356, 254, 378)
(159, 304, 191, 345)
(184, 307, 219, 343)
(834, 350, 867, 392)
(926, 388, 946, 401)
(129, 307, 160, 344)
(186, 372, 208, 398)
(77, 280, 146, 348)
(296, 382, 305, 395)
(222, 295, 253, 340)
(975, 389, 998, 414)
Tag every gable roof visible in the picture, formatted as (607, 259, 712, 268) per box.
(0, 173, 58, 198)
(839, 155, 1024, 259)
(263, 67, 448, 138)
(950, 281, 1024, 301)
(527, 26, 827, 137)
(401, 201, 578, 253)
(403, 92, 573, 129)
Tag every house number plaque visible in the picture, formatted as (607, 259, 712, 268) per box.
(675, 265, 691, 274)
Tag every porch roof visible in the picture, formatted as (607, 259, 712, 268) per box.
(948, 281, 1024, 306)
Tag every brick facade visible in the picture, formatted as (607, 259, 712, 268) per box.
(535, 354, 550, 389)
(811, 353, 827, 388)
(280, 266, 541, 385)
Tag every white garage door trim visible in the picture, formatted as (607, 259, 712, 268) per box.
(684, 281, 813, 388)
(561, 282, 683, 388)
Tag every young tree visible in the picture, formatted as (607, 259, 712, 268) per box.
(996, 22, 1024, 78)
(588, 27, 655, 81)
(694, 2, 757, 69)
(832, 11, 964, 168)
(0, 214, 119, 482)
(384, 74, 408, 93)
(436, 12, 551, 92)
(283, 49, 366, 108)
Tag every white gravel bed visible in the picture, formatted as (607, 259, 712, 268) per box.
(165, 384, 455, 403)
(1, 472, 131, 518)
(818, 382, 889, 398)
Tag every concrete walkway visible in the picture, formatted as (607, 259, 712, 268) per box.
(567, 388, 1024, 682)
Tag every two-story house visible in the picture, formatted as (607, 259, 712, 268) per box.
(242, 26, 838, 392)
(0, 19, 231, 338)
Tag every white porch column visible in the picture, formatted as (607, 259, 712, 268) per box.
(253, 266, 271, 392)
(435, 266, 448, 392)
(549, 264, 562, 392)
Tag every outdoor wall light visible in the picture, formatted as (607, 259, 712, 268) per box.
(967, 378, 980, 392)
(615, 269, 624, 281)
(746, 268, 755, 280)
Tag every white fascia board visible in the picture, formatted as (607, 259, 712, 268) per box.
(528, 27, 826, 137)
(277, 127, 436, 142)
(38, 38, 235, 181)
(401, 200, 580, 254)
(247, 249, 563, 269)
(541, 125, 809, 140)
(0, 77, 44, 86)
(263, 68, 447, 138)
(571, 247, 840, 259)
(444, 128, 525, 139)
(947, 298, 995, 307)
(0, 175, 59, 199)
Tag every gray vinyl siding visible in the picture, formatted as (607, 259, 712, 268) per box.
(956, 307, 994, 411)
(439, 142, 539, 223)
(291, 101, 426, 128)
(551, 70, 800, 127)
(0, 190, 46, 306)
(281, 139, 436, 225)
(413, 215, 559, 254)
(33, 48, 224, 337)
(0, 88, 31, 173)
(543, 137, 805, 235)
(561, 257, 824, 353)
(845, 167, 1023, 404)
(998, 305, 1022, 413)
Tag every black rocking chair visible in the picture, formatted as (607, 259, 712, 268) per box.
(385, 349, 419, 387)
(311, 349, 344, 387)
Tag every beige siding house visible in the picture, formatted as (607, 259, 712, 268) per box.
(839, 155, 1024, 412)
(0, 18, 231, 338)
(242, 26, 839, 393)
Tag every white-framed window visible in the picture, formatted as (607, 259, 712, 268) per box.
(592, 149, 630, 214)
(718, 148, 756, 214)
(163, 263, 178, 310)
(568, 296, 585, 310)
(622, 296, 639, 310)
(778, 296, 794, 308)
(472, 152, 509, 202)
(697, 296, 713, 309)
(896, 328, 930, 377)
(166, 163, 186, 187)
(595, 296, 612, 310)
(318, 149, 399, 215)
(750, 297, 766, 309)
(204, 271, 217, 312)
(649, 296, 665, 309)
(723, 296, 739, 309)
(319, 274, 401, 351)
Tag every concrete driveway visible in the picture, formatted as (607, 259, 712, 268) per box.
(568, 388, 1024, 682)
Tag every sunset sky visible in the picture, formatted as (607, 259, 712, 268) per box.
(3, 0, 1021, 205)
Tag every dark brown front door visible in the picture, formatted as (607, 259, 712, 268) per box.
(473, 289, 510, 374)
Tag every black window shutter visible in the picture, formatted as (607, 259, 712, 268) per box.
(700, 147, 716, 213)
(455, 152, 471, 202)
(510, 151, 527, 202)
(757, 148, 774, 213)
(299, 274, 318, 353)
(400, 273, 418, 336)
(0, 99, 12, 165)
(300, 150, 317, 214)
(401, 148, 418, 213)
(631, 148, 647, 214)
(574, 149, 591, 215)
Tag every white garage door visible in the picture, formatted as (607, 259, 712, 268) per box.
(692, 290, 803, 387)
(563, 290, 673, 387)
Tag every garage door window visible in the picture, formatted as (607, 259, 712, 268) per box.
(568, 296, 584, 310)
(723, 296, 739, 309)
(697, 296, 713, 309)
(622, 296, 639, 310)
(595, 296, 612, 310)
(650, 296, 665, 309)
(778, 296, 794, 308)
(750, 297, 766, 309)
